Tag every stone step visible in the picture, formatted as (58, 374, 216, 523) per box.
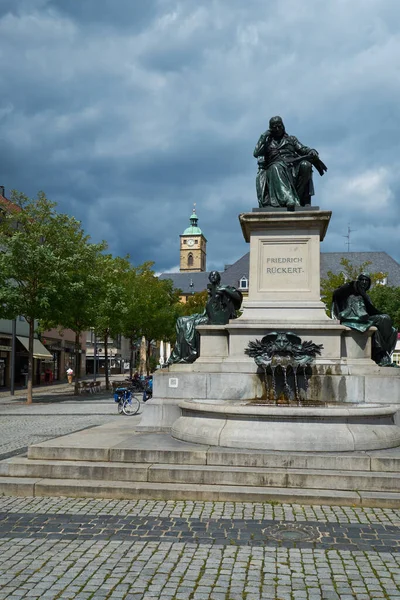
(0, 458, 149, 483)
(2, 458, 400, 492)
(0, 476, 400, 507)
(148, 464, 400, 492)
(26, 441, 400, 473)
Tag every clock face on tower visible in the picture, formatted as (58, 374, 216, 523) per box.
(187, 239, 195, 247)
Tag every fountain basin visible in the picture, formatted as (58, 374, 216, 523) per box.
(171, 401, 400, 452)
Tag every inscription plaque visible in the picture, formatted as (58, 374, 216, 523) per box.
(258, 238, 310, 293)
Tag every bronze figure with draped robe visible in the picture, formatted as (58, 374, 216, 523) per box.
(254, 116, 327, 209)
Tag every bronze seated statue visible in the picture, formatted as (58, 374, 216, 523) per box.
(332, 273, 398, 367)
(253, 116, 327, 210)
(167, 271, 242, 365)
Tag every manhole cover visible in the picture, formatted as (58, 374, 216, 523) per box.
(262, 523, 318, 543)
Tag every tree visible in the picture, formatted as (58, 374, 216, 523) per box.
(120, 263, 150, 379)
(92, 254, 131, 391)
(320, 257, 387, 315)
(138, 275, 181, 373)
(0, 191, 93, 403)
(51, 238, 107, 395)
(368, 285, 400, 329)
(178, 290, 208, 316)
(121, 264, 181, 375)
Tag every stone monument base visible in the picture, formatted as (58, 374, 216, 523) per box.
(139, 318, 400, 432)
(139, 353, 400, 432)
(172, 402, 400, 452)
(140, 208, 400, 448)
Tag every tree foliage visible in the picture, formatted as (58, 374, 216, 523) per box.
(92, 254, 131, 390)
(48, 238, 107, 394)
(120, 264, 181, 374)
(178, 290, 208, 316)
(368, 285, 400, 329)
(320, 258, 387, 314)
(0, 190, 97, 402)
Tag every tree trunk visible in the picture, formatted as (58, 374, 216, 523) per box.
(27, 318, 34, 404)
(139, 336, 146, 376)
(74, 331, 80, 395)
(104, 330, 110, 391)
(129, 336, 134, 379)
(146, 339, 151, 375)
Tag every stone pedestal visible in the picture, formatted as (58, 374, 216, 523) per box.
(239, 209, 331, 322)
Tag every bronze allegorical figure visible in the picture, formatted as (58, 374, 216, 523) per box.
(332, 273, 398, 367)
(167, 271, 242, 365)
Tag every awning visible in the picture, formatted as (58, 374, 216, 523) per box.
(17, 336, 53, 360)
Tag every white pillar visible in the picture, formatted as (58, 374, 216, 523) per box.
(166, 342, 171, 362)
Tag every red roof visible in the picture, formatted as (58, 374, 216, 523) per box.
(0, 193, 22, 214)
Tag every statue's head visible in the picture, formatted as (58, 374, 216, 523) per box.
(357, 273, 371, 292)
(208, 270, 221, 285)
(269, 116, 285, 139)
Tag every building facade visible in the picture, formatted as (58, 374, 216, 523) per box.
(41, 328, 86, 382)
(85, 331, 132, 375)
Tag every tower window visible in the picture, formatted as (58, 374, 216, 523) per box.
(188, 253, 194, 267)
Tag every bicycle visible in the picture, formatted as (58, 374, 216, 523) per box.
(113, 387, 140, 416)
(129, 379, 146, 393)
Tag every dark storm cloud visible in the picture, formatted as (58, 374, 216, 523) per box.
(0, 0, 400, 272)
(42, 0, 160, 31)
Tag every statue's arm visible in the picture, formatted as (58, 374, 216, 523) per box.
(292, 136, 327, 175)
(292, 136, 318, 158)
(364, 295, 380, 316)
(253, 132, 269, 158)
(225, 286, 242, 301)
(222, 286, 243, 311)
(331, 282, 353, 319)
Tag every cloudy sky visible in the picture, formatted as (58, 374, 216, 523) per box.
(1, 0, 400, 273)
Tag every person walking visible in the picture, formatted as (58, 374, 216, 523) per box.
(66, 367, 73, 384)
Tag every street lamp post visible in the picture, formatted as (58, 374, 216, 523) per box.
(10, 318, 16, 395)
(93, 333, 97, 382)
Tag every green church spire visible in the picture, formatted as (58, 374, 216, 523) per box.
(183, 203, 202, 235)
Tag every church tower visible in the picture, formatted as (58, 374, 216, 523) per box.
(179, 205, 207, 272)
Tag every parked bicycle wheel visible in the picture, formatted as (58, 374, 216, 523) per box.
(122, 395, 140, 415)
(114, 388, 126, 414)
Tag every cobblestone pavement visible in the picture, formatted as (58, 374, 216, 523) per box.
(0, 394, 139, 460)
(0, 497, 399, 599)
